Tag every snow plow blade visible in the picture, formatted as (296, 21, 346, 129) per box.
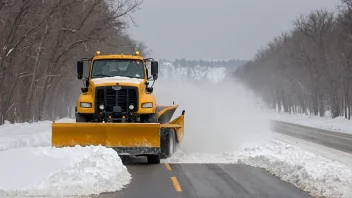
(51, 106, 185, 157)
(52, 123, 161, 155)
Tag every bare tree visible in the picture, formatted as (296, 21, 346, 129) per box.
(0, 0, 145, 124)
(234, 2, 352, 119)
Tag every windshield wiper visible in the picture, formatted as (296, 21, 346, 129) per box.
(92, 74, 111, 78)
(125, 74, 144, 79)
(124, 75, 136, 78)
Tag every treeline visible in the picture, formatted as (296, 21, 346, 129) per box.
(0, 0, 148, 124)
(157, 60, 229, 83)
(234, 0, 352, 119)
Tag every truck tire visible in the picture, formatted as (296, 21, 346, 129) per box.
(160, 128, 176, 159)
(142, 111, 158, 123)
(76, 113, 87, 122)
(147, 154, 160, 164)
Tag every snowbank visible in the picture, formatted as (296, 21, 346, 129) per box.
(0, 118, 74, 151)
(269, 111, 352, 134)
(164, 140, 352, 198)
(0, 118, 132, 197)
(0, 121, 51, 151)
(238, 140, 352, 198)
(0, 145, 131, 197)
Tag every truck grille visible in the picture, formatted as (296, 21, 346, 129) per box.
(95, 86, 138, 113)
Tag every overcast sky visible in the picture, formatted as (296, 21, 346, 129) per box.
(128, 0, 340, 60)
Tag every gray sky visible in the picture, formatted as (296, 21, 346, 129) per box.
(128, 0, 340, 60)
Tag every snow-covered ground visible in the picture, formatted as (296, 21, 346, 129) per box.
(0, 146, 131, 197)
(0, 118, 131, 197)
(268, 111, 352, 135)
(164, 139, 352, 198)
(0, 118, 74, 152)
(238, 140, 352, 198)
(2, 116, 352, 198)
(0, 120, 51, 152)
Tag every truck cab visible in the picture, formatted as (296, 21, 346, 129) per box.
(75, 51, 159, 123)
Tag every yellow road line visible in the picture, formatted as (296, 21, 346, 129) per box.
(171, 177, 182, 192)
(165, 163, 172, 171)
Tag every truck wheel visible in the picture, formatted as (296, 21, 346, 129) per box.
(161, 129, 176, 159)
(141, 107, 159, 123)
(76, 113, 87, 122)
(142, 111, 158, 123)
(147, 154, 160, 164)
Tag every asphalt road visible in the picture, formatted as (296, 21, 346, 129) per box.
(271, 120, 352, 154)
(91, 156, 312, 198)
(88, 120, 352, 198)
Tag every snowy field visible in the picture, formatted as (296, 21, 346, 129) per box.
(268, 111, 352, 135)
(0, 119, 131, 198)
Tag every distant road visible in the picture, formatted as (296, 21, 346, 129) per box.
(271, 120, 352, 154)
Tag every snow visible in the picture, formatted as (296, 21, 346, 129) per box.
(154, 64, 352, 197)
(238, 140, 352, 198)
(1, 64, 352, 198)
(268, 111, 352, 135)
(0, 146, 131, 197)
(155, 77, 350, 197)
(158, 61, 228, 83)
(0, 118, 74, 151)
(0, 120, 51, 151)
(0, 118, 132, 197)
(91, 76, 144, 85)
(164, 140, 352, 198)
(274, 132, 352, 167)
(154, 79, 273, 153)
(155, 78, 352, 197)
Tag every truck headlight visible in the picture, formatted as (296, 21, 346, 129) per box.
(142, 102, 153, 108)
(129, 104, 135, 110)
(80, 102, 92, 108)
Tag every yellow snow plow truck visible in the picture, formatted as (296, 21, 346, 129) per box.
(51, 51, 185, 164)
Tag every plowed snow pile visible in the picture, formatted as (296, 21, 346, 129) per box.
(0, 118, 74, 151)
(237, 140, 352, 198)
(0, 119, 131, 197)
(164, 140, 352, 198)
(0, 120, 52, 151)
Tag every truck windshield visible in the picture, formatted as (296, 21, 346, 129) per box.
(91, 59, 145, 79)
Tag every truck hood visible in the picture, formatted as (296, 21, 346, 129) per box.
(90, 76, 145, 87)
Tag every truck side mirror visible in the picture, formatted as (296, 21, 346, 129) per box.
(77, 61, 83, 79)
(151, 61, 158, 80)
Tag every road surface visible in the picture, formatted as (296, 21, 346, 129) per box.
(89, 120, 352, 198)
(271, 120, 352, 154)
(91, 156, 312, 198)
